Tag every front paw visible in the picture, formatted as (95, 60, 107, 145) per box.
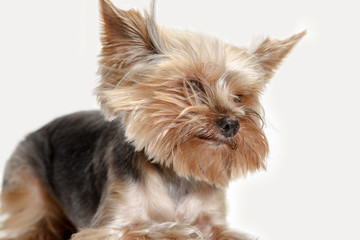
(128, 223, 205, 240)
(212, 228, 258, 240)
(71, 224, 205, 240)
(70, 228, 122, 240)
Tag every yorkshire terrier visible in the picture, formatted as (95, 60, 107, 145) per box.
(0, 0, 305, 239)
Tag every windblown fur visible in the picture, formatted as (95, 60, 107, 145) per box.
(0, 0, 305, 239)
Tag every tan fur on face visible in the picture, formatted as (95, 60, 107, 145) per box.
(97, 0, 304, 186)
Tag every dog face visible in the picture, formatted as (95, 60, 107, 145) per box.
(97, 0, 305, 186)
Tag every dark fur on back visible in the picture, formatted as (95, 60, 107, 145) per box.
(14, 111, 138, 227)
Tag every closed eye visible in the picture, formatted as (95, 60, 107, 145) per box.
(234, 94, 243, 102)
(189, 80, 205, 94)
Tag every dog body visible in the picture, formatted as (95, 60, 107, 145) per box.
(0, 0, 304, 239)
(1, 111, 229, 239)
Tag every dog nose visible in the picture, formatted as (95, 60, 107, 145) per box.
(216, 117, 240, 138)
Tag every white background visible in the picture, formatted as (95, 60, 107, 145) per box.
(0, 1, 359, 240)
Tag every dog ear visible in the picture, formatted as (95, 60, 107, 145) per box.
(99, 0, 159, 66)
(254, 31, 306, 81)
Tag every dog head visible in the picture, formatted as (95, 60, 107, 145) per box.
(97, 0, 305, 186)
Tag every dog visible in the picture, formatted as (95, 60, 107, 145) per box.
(0, 0, 305, 239)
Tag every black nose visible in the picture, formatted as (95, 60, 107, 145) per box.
(216, 117, 240, 138)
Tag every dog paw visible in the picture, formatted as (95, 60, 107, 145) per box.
(213, 229, 258, 240)
(70, 228, 123, 240)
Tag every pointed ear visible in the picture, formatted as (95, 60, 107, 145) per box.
(254, 30, 306, 81)
(99, 0, 158, 65)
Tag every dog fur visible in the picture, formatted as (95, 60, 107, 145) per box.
(0, 0, 305, 239)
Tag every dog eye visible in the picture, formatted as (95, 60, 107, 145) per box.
(234, 94, 243, 102)
(190, 80, 205, 93)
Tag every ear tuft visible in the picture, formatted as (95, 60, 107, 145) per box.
(254, 30, 306, 80)
(99, 0, 159, 65)
(97, 0, 162, 119)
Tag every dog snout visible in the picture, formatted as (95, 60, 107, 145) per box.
(216, 117, 240, 138)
